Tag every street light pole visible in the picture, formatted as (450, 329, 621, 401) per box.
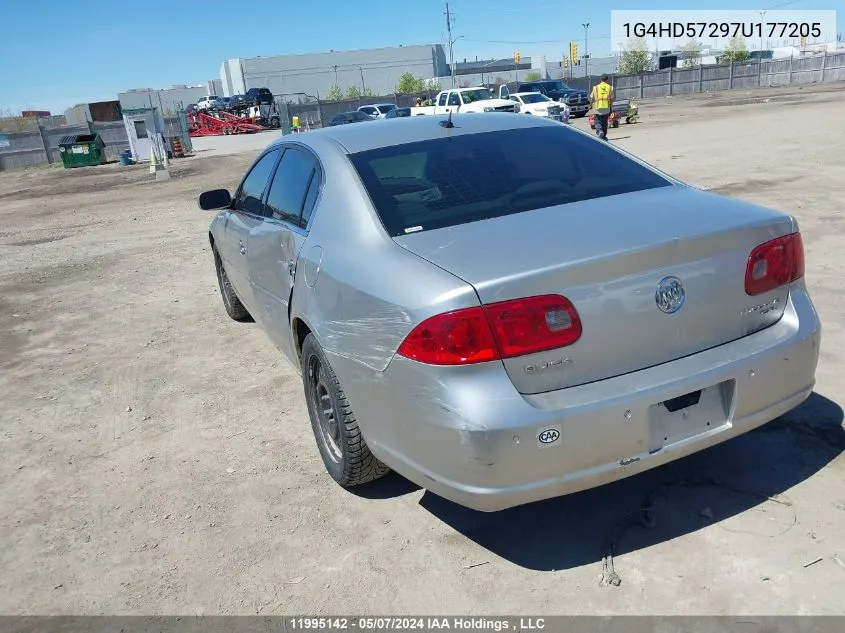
(759, 11, 766, 52)
(582, 22, 590, 84)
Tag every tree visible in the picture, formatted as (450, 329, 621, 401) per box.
(682, 40, 702, 67)
(618, 37, 656, 75)
(720, 36, 749, 63)
(396, 72, 424, 93)
(345, 85, 361, 99)
(423, 78, 442, 92)
(524, 71, 543, 81)
(362, 87, 375, 97)
(459, 80, 471, 88)
(325, 85, 344, 101)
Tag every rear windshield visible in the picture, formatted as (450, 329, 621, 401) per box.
(377, 105, 397, 113)
(348, 126, 672, 236)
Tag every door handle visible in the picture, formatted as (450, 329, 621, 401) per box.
(287, 260, 296, 276)
(239, 240, 246, 255)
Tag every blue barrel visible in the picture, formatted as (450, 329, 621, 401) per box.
(119, 150, 132, 166)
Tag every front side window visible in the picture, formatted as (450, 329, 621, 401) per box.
(233, 150, 281, 216)
(438, 93, 448, 106)
(349, 126, 672, 237)
(265, 148, 316, 226)
(447, 93, 460, 106)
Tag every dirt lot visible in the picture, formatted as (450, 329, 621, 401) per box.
(1, 81, 844, 616)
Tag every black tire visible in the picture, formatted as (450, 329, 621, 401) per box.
(270, 117, 280, 129)
(301, 333, 389, 487)
(213, 247, 251, 321)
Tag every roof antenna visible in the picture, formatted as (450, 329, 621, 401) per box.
(440, 109, 454, 128)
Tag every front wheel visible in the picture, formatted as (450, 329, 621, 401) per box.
(301, 334, 390, 487)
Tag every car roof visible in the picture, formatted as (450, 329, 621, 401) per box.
(279, 112, 561, 154)
(511, 92, 545, 97)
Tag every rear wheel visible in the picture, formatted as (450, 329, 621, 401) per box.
(214, 247, 251, 321)
(301, 334, 389, 487)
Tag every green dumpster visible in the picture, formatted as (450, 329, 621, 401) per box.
(58, 134, 106, 168)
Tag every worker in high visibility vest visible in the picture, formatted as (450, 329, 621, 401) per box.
(590, 74, 614, 141)
(291, 115, 300, 133)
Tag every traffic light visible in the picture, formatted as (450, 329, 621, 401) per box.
(563, 55, 569, 68)
(570, 42, 578, 66)
(514, 50, 521, 64)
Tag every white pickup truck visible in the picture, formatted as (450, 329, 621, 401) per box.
(410, 86, 520, 116)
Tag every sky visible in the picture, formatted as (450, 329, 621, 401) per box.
(0, 0, 841, 114)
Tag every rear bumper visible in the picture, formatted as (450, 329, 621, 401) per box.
(339, 287, 821, 512)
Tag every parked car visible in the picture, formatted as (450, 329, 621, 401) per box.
(516, 80, 590, 117)
(328, 111, 372, 126)
(358, 104, 398, 119)
(228, 94, 247, 108)
(245, 88, 273, 106)
(409, 87, 520, 116)
(198, 114, 820, 512)
(509, 91, 568, 121)
(196, 95, 223, 111)
(384, 107, 412, 119)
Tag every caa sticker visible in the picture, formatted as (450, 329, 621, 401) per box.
(538, 428, 561, 445)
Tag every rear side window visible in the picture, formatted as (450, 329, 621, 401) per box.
(438, 93, 448, 106)
(349, 126, 672, 237)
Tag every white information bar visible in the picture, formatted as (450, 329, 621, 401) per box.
(610, 10, 838, 52)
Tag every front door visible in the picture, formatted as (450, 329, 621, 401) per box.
(224, 149, 282, 314)
(248, 145, 321, 365)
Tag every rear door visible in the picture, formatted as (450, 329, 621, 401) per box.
(248, 145, 321, 364)
(224, 149, 282, 314)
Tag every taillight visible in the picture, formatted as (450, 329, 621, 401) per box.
(745, 232, 805, 296)
(397, 294, 582, 366)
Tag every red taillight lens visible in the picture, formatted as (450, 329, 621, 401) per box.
(397, 307, 499, 365)
(745, 232, 805, 296)
(484, 294, 582, 358)
(397, 294, 582, 366)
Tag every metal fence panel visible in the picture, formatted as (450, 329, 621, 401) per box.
(0, 131, 48, 170)
(93, 121, 131, 162)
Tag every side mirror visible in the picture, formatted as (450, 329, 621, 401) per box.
(199, 189, 232, 210)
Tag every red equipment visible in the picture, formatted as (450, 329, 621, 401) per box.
(588, 111, 620, 130)
(188, 111, 265, 137)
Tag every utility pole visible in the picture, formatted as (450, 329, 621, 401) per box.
(358, 66, 365, 93)
(582, 22, 590, 85)
(445, 2, 456, 87)
(333, 65, 338, 87)
(758, 11, 766, 53)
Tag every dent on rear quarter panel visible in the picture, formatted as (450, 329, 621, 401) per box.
(287, 141, 478, 374)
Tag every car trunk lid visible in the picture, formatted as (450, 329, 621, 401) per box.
(393, 185, 796, 394)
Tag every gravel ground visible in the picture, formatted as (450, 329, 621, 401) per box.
(1, 81, 844, 616)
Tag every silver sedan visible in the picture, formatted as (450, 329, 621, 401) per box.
(198, 114, 821, 512)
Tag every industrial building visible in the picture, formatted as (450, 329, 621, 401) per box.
(219, 45, 449, 99)
(64, 100, 122, 126)
(117, 81, 220, 115)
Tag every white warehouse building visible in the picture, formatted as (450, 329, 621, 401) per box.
(220, 45, 450, 100)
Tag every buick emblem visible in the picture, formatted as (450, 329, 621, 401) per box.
(655, 276, 685, 314)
